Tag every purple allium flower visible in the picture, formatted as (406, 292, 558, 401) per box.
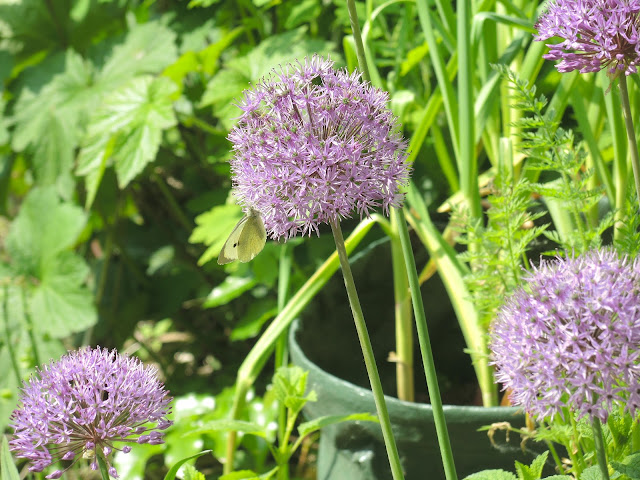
(227, 55, 410, 240)
(9, 347, 173, 479)
(534, 0, 640, 76)
(489, 249, 640, 422)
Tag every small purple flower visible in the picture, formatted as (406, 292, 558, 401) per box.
(10, 347, 173, 479)
(535, 0, 640, 76)
(227, 55, 410, 240)
(489, 249, 640, 422)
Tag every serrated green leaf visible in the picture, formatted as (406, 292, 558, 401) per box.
(180, 464, 206, 480)
(98, 21, 178, 89)
(1, 435, 20, 480)
(612, 452, 640, 479)
(202, 276, 257, 308)
(189, 419, 267, 438)
(272, 366, 316, 416)
(78, 75, 178, 189)
(190, 204, 243, 265)
(298, 412, 379, 438)
(6, 187, 86, 276)
(579, 466, 604, 480)
(163, 450, 211, 480)
(463, 470, 517, 480)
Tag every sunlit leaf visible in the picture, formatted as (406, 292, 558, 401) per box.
(298, 412, 378, 438)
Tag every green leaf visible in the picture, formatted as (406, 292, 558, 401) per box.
(463, 470, 517, 480)
(272, 366, 317, 415)
(298, 412, 379, 438)
(579, 466, 605, 480)
(612, 452, 640, 479)
(98, 20, 178, 89)
(230, 301, 277, 341)
(29, 254, 97, 338)
(515, 451, 548, 480)
(189, 419, 267, 438)
(180, 464, 206, 480)
(202, 276, 257, 308)
(219, 467, 278, 480)
(163, 450, 212, 480)
(1, 435, 20, 480)
(6, 187, 87, 276)
(78, 75, 178, 189)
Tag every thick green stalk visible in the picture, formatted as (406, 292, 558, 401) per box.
(394, 208, 458, 480)
(592, 417, 611, 480)
(330, 219, 405, 480)
(617, 76, 640, 210)
(390, 208, 414, 402)
(96, 454, 111, 480)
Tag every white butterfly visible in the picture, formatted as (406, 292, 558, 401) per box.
(217, 208, 267, 264)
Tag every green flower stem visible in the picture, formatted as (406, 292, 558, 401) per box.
(390, 208, 414, 402)
(276, 244, 292, 480)
(618, 75, 640, 210)
(592, 417, 611, 480)
(393, 207, 458, 480)
(329, 218, 405, 480)
(96, 454, 111, 480)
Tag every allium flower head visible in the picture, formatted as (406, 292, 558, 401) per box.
(535, 0, 640, 76)
(227, 55, 410, 240)
(490, 249, 640, 422)
(10, 347, 173, 479)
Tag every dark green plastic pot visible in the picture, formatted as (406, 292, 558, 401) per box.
(290, 319, 539, 480)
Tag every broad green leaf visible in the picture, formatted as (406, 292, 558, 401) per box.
(78, 75, 178, 189)
(29, 253, 97, 338)
(542, 477, 573, 479)
(98, 21, 178, 89)
(203, 276, 257, 308)
(189, 419, 267, 438)
(612, 452, 640, 479)
(298, 412, 379, 438)
(1, 435, 20, 480)
(463, 471, 517, 480)
(163, 450, 212, 480)
(11, 50, 94, 183)
(6, 187, 86, 276)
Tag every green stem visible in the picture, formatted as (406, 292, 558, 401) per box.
(346, 0, 371, 82)
(617, 76, 640, 210)
(394, 207, 458, 480)
(96, 454, 111, 480)
(592, 417, 610, 480)
(390, 208, 414, 402)
(330, 219, 405, 480)
(276, 245, 293, 480)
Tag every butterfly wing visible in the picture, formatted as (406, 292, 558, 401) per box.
(217, 209, 267, 265)
(217, 215, 249, 265)
(237, 212, 267, 262)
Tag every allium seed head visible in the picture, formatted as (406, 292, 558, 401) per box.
(490, 249, 640, 422)
(9, 347, 173, 478)
(535, 0, 640, 76)
(227, 55, 410, 240)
